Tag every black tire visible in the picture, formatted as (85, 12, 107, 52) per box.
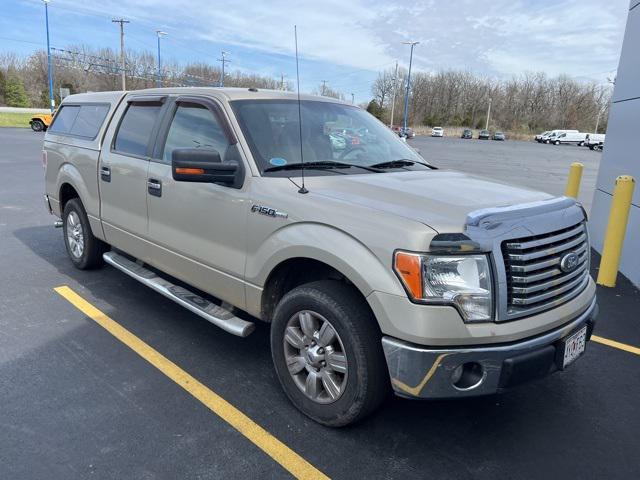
(554, 140, 560, 145)
(31, 120, 45, 132)
(62, 198, 108, 269)
(271, 280, 389, 427)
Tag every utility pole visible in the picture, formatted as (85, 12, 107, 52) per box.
(217, 51, 230, 87)
(389, 60, 398, 128)
(321, 80, 327, 96)
(351, 93, 354, 104)
(485, 97, 492, 130)
(43, 0, 55, 112)
(112, 18, 130, 90)
(401, 41, 419, 133)
(280, 72, 286, 90)
(156, 30, 167, 88)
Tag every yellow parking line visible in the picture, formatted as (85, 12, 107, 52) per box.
(592, 335, 640, 356)
(54, 285, 329, 480)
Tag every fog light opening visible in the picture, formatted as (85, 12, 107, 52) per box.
(452, 362, 485, 390)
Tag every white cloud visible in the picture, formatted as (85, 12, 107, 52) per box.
(49, 0, 629, 83)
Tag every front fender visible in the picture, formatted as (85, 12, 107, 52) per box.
(245, 222, 406, 310)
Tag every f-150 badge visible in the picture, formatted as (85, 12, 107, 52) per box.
(251, 204, 288, 219)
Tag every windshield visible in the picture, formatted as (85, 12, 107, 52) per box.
(231, 99, 425, 175)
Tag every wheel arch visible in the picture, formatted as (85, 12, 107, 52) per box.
(250, 223, 404, 322)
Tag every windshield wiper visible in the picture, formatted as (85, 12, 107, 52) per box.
(369, 159, 434, 169)
(263, 160, 382, 173)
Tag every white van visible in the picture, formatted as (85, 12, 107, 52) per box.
(585, 133, 605, 149)
(552, 131, 587, 146)
(544, 130, 578, 144)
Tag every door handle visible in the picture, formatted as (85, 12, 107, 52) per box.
(147, 179, 162, 197)
(100, 166, 111, 182)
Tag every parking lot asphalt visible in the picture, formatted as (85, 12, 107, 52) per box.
(409, 135, 601, 212)
(1, 128, 639, 479)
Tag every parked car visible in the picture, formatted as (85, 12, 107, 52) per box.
(399, 127, 415, 138)
(29, 111, 55, 132)
(551, 132, 587, 146)
(431, 126, 444, 137)
(535, 131, 551, 142)
(478, 129, 490, 140)
(493, 132, 506, 141)
(44, 88, 597, 427)
(585, 133, 605, 150)
(461, 129, 473, 139)
(544, 130, 578, 144)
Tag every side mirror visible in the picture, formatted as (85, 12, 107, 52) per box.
(172, 148, 238, 185)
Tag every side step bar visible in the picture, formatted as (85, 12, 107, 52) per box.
(103, 251, 255, 337)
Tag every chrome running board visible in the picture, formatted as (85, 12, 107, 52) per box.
(103, 251, 255, 337)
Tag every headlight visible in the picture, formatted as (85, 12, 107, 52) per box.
(394, 252, 493, 322)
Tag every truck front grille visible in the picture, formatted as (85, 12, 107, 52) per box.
(501, 222, 590, 317)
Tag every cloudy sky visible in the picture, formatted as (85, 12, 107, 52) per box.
(1, 0, 630, 102)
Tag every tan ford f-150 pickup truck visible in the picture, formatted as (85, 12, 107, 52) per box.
(43, 88, 597, 426)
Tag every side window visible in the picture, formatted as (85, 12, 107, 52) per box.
(114, 103, 163, 157)
(49, 105, 80, 134)
(70, 105, 110, 138)
(162, 103, 229, 163)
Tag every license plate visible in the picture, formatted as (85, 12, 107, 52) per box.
(562, 326, 587, 368)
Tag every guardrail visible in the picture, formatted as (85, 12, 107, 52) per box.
(0, 107, 50, 114)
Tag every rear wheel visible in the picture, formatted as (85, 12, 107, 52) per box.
(270, 280, 389, 427)
(31, 120, 45, 132)
(62, 198, 107, 269)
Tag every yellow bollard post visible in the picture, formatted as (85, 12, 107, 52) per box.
(597, 175, 636, 287)
(565, 162, 584, 199)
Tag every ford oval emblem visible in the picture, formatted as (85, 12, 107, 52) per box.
(560, 252, 580, 273)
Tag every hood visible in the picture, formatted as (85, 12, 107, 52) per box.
(304, 170, 554, 233)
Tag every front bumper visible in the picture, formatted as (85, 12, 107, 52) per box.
(381, 298, 597, 399)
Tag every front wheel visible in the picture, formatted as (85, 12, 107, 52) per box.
(270, 280, 389, 427)
(31, 120, 45, 132)
(554, 140, 560, 145)
(62, 198, 108, 269)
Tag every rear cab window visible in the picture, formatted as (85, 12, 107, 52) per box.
(48, 104, 110, 140)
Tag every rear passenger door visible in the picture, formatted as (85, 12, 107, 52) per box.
(145, 96, 249, 309)
(99, 96, 166, 259)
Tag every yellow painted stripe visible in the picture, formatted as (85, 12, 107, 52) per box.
(592, 335, 640, 356)
(54, 285, 329, 480)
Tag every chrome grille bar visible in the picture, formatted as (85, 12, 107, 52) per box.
(502, 221, 589, 318)
(507, 233, 586, 262)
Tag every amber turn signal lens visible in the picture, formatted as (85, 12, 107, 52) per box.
(394, 252, 423, 299)
(175, 167, 205, 175)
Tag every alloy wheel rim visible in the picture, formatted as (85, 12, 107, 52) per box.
(66, 211, 84, 258)
(283, 310, 348, 404)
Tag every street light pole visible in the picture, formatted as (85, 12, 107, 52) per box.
(401, 41, 419, 133)
(156, 31, 167, 88)
(112, 18, 130, 90)
(389, 60, 398, 128)
(351, 93, 354, 104)
(43, 0, 54, 112)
